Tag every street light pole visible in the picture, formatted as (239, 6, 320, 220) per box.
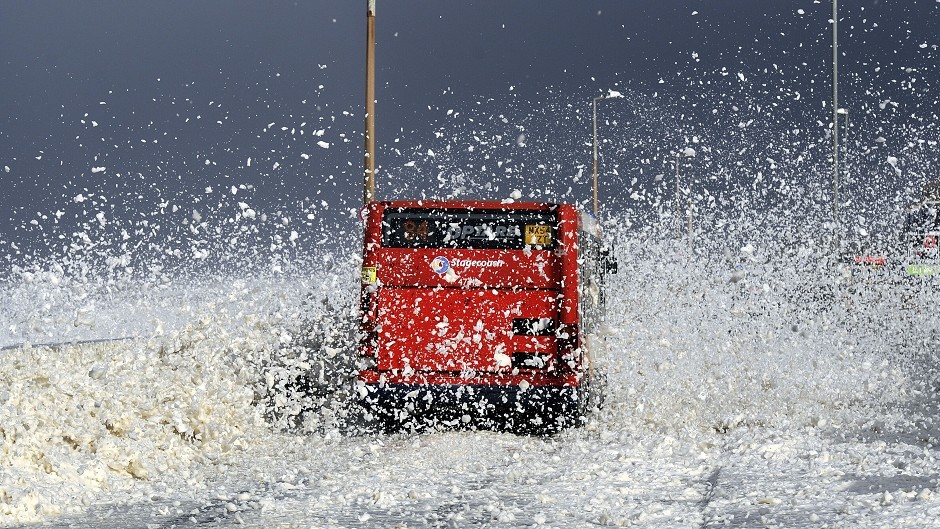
(832, 0, 840, 252)
(363, 0, 376, 205)
(839, 107, 849, 198)
(674, 148, 696, 239)
(591, 90, 622, 218)
(592, 96, 601, 217)
(675, 153, 681, 238)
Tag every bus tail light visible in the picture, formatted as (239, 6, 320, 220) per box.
(360, 290, 374, 317)
(359, 330, 378, 356)
(556, 323, 580, 371)
(359, 289, 378, 357)
(357, 354, 377, 371)
(512, 318, 556, 336)
(511, 352, 551, 370)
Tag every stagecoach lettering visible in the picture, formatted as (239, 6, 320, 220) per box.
(450, 258, 505, 268)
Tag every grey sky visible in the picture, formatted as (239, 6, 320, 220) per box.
(1, 1, 938, 261)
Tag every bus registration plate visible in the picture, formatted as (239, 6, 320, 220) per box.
(525, 225, 552, 246)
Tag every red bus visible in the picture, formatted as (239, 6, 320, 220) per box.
(356, 200, 615, 432)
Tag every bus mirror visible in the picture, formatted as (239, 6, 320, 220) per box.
(606, 257, 619, 274)
(601, 244, 618, 274)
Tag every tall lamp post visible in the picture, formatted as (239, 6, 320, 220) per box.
(363, 0, 376, 205)
(592, 90, 623, 217)
(838, 107, 849, 199)
(832, 0, 840, 252)
(674, 148, 696, 239)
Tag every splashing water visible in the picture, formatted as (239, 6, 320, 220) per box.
(2, 69, 940, 524)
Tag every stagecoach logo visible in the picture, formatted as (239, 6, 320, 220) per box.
(430, 256, 505, 273)
(430, 256, 450, 274)
(451, 258, 506, 268)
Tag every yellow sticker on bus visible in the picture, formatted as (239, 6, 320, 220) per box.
(362, 267, 377, 283)
(524, 225, 552, 246)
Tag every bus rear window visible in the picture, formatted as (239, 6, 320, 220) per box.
(382, 207, 557, 250)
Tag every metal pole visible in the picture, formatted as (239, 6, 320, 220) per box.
(590, 92, 622, 218)
(592, 96, 599, 217)
(363, 0, 376, 205)
(844, 110, 849, 186)
(832, 0, 840, 252)
(675, 154, 681, 239)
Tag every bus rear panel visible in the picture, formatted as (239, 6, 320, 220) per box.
(357, 200, 604, 432)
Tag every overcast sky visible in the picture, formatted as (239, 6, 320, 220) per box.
(2, 1, 939, 259)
